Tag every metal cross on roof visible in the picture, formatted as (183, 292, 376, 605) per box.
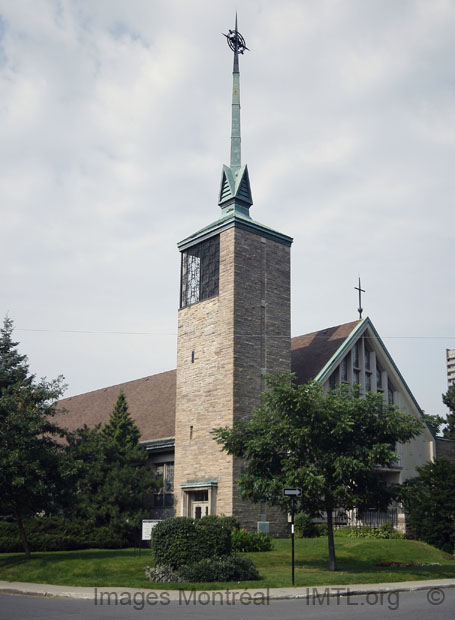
(354, 277, 365, 319)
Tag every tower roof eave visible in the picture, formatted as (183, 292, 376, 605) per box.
(177, 211, 293, 251)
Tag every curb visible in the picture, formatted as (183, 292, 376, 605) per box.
(270, 582, 455, 601)
(1, 579, 455, 602)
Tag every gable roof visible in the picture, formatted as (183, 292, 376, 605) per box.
(299, 316, 427, 420)
(56, 317, 425, 443)
(291, 320, 361, 384)
(56, 369, 176, 442)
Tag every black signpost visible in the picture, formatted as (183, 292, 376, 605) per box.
(283, 488, 302, 586)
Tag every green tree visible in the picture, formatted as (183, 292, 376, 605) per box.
(103, 390, 140, 447)
(212, 375, 424, 571)
(421, 413, 445, 437)
(67, 391, 156, 531)
(401, 458, 455, 553)
(442, 385, 455, 439)
(0, 317, 68, 559)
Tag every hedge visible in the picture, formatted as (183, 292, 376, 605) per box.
(231, 528, 273, 552)
(0, 517, 136, 552)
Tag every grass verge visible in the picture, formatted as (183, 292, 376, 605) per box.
(0, 538, 454, 590)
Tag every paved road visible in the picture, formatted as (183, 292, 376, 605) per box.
(0, 589, 454, 620)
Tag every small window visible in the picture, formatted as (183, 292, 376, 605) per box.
(365, 348, 371, 371)
(329, 373, 336, 390)
(154, 462, 174, 492)
(193, 490, 208, 502)
(376, 368, 383, 390)
(341, 358, 348, 382)
(353, 369, 360, 385)
(365, 372, 372, 392)
(388, 383, 394, 405)
(353, 342, 359, 368)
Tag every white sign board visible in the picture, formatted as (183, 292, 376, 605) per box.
(142, 520, 160, 541)
(283, 488, 302, 497)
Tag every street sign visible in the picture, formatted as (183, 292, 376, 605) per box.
(283, 488, 302, 497)
(283, 488, 301, 586)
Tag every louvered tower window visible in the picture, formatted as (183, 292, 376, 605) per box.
(180, 236, 220, 308)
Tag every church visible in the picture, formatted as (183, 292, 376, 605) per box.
(57, 22, 443, 535)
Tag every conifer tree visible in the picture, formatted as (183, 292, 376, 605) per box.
(0, 316, 68, 559)
(402, 458, 455, 553)
(67, 391, 156, 531)
(442, 385, 455, 439)
(103, 390, 140, 448)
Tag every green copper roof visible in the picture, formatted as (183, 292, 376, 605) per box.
(178, 20, 292, 251)
(219, 17, 254, 217)
(218, 164, 253, 212)
(178, 209, 293, 250)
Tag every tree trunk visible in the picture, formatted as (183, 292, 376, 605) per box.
(14, 509, 31, 560)
(326, 506, 337, 571)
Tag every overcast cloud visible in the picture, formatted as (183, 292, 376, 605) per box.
(1, 0, 454, 418)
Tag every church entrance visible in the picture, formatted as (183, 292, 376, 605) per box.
(181, 484, 217, 518)
(190, 490, 209, 519)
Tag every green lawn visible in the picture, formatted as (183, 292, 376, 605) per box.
(0, 538, 454, 590)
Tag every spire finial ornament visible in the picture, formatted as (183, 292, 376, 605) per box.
(354, 277, 366, 319)
(218, 17, 253, 216)
(223, 15, 249, 171)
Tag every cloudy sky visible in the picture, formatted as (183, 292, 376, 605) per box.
(1, 0, 454, 418)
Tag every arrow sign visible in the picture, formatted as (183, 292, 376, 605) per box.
(283, 488, 302, 497)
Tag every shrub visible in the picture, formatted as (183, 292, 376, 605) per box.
(151, 518, 200, 569)
(144, 565, 183, 583)
(315, 523, 328, 536)
(196, 516, 232, 558)
(179, 554, 259, 582)
(198, 514, 240, 530)
(335, 524, 403, 539)
(295, 514, 319, 538)
(231, 528, 273, 552)
(374, 523, 403, 539)
(151, 516, 232, 569)
(0, 517, 132, 552)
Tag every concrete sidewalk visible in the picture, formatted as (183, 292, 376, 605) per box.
(1, 578, 455, 602)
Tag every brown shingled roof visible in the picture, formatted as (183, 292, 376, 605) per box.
(56, 370, 176, 442)
(56, 321, 360, 443)
(291, 320, 360, 384)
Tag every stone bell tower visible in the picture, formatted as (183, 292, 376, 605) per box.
(173, 17, 292, 533)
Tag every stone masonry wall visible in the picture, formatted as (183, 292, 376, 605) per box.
(174, 225, 291, 535)
(232, 228, 291, 536)
(174, 228, 236, 517)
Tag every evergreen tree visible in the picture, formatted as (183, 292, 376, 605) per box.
(103, 390, 140, 447)
(0, 317, 68, 559)
(67, 391, 156, 531)
(421, 412, 445, 437)
(402, 459, 455, 553)
(442, 385, 455, 439)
